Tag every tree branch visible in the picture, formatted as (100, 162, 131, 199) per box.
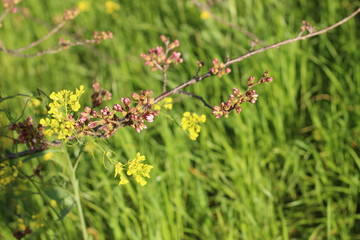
(154, 8, 359, 104)
(224, 8, 360, 66)
(2, 8, 358, 160)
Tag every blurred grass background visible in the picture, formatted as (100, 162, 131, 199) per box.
(0, 0, 359, 239)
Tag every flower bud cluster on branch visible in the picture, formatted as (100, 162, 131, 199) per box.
(140, 35, 183, 72)
(77, 89, 159, 138)
(0, 2, 113, 57)
(212, 71, 273, 118)
(9, 117, 47, 150)
(3, 6, 359, 186)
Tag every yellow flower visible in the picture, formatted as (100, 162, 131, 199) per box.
(40, 86, 84, 140)
(78, 1, 90, 12)
(105, 1, 120, 14)
(31, 214, 45, 229)
(127, 152, 153, 186)
(200, 11, 211, 20)
(43, 152, 54, 161)
(181, 112, 206, 140)
(50, 199, 57, 207)
(154, 97, 172, 110)
(17, 218, 26, 231)
(114, 153, 153, 186)
(0, 160, 20, 186)
(114, 162, 129, 185)
(31, 98, 41, 107)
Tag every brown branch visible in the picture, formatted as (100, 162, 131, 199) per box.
(162, 70, 167, 92)
(0, 8, 10, 26)
(0, 149, 43, 161)
(0, 39, 99, 57)
(154, 8, 360, 104)
(13, 21, 66, 52)
(224, 8, 360, 67)
(177, 91, 213, 109)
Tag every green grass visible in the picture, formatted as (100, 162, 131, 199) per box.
(0, 0, 359, 239)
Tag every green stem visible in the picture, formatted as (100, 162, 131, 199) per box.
(63, 145, 88, 240)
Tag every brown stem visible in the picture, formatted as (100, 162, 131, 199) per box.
(177, 91, 213, 109)
(224, 8, 360, 67)
(162, 70, 167, 92)
(0, 8, 10, 26)
(155, 8, 359, 103)
(0, 39, 98, 57)
(13, 21, 66, 52)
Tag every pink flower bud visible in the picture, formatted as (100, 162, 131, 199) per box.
(155, 46, 163, 55)
(233, 88, 240, 95)
(113, 104, 123, 112)
(121, 97, 131, 106)
(160, 35, 168, 43)
(265, 77, 273, 83)
(84, 106, 91, 113)
(92, 82, 100, 91)
(132, 92, 139, 100)
(144, 113, 154, 122)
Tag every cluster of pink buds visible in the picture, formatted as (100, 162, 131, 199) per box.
(9, 116, 47, 150)
(140, 35, 183, 71)
(76, 90, 159, 138)
(117, 90, 159, 133)
(209, 59, 231, 78)
(91, 82, 112, 108)
(93, 31, 113, 44)
(2, 0, 21, 13)
(301, 20, 315, 33)
(63, 7, 80, 21)
(212, 71, 273, 118)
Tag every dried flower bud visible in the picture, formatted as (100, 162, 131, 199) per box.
(63, 7, 80, 21)
(160, 35, 168, 43)
(265, 77, 273, 83)
(122, 97, 131, 106)
(247, 76, 255, 86)
(113, 104, 123, 112)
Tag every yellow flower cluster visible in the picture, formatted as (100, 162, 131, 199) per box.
(181, 112, 206, 140)
(114, 152, 153, 186)
(77, 1, 90, 12)
(40, 86, 84, 140)
(153, 97, 173, 110)
(105, 1, 121, 14)
(200, 11, 211, 20)
(31, 214, 45, 229)
(0, 160, 21, 186)
(17, 218, 26, 231)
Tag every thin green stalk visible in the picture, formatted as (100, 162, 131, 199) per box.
(63, 145, 88, 240)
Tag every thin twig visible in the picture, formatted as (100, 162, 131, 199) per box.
(0, 149, 43, 161)
(0, 39, 98, 57)
(154, 8, 360, 104)
(0, 8, 10, 26)
(162, 71, 167, 92)
(177, 90, 213, 109)
(13, 21, 66, 52)
(224, 8, 360, 67)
